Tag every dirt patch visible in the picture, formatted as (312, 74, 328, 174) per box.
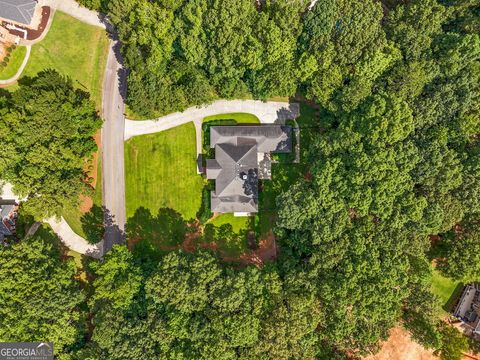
(129, 218, 279, 267)
(363, 327, 438, 360)
(87, 130, 102, 189)
(80, 132, 101, 214)
(79, 194, 93, 214)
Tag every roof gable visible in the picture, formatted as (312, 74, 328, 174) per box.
(0, 0, 36, 25)
(207, 125, 292, 214)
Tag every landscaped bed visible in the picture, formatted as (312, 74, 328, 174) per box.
(0, 45, 27, 80)
(21, 11, 109, 108)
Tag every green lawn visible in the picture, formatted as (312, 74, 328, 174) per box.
(203, 112, 260, 124)
(0, 46, 27, 80)
(209, 214, 253, 233)
(125, 122, 204, 221)
(62, 158, 103, 238)
(431, 268, 464, 315)
(21, 11, 109, 108)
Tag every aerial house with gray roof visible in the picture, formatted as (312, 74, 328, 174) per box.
(453, 283, 480, 339)
(0, 0, 37, 26)
(206, 125, 292, 215)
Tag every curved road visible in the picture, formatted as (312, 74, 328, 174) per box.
(101, 41, 126, 253)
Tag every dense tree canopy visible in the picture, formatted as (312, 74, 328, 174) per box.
(0, 228, 84, 355)
(81, 248, 322, 359)
(0, 70, 102, 218)
(4, 0, 480, 358)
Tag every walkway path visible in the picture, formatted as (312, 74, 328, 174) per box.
(0, 4, 56, 86)
(125, 100, 300, 140)
(46, 217, 103, 258)
(0, 46, 31, 86)
(19, 7, 56, 46)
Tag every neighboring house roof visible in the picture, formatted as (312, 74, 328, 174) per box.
(0, 219, 12, 237)
(453, 283, 480, 335)
(0, 200, 15, 216)
(207, 125, 292, 214)
(0, 0, 37, 26)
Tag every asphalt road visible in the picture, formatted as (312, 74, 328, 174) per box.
(101, 40, 126, 253)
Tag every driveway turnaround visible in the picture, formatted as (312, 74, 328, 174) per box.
(124, 100, 300, 140)
(42, 0, 105, 28)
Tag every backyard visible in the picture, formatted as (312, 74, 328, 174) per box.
(431, 267, 464, 316)
(21, 11, 109, 108)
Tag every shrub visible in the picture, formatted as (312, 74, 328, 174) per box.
(196, 185, 212, 224)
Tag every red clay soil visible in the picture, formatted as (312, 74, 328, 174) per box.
(5, 7, 51, 41)
(363, 327, 438, 360)
(79, 194, 93, 214)
(128, 220, 279, 267)
(79, 132, 101, 214)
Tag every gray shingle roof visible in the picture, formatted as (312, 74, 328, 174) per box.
(210, 125, 292, 153)
(207, 125, 292, 214)
(0, 0, 37, 25)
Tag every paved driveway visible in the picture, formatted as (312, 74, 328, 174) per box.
(125, 100, 300, 140)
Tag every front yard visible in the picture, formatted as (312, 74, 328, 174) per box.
(21, 11, 109, 108)
(125, 122, 204, 221)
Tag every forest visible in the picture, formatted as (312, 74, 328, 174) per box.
(0, 0, 479, 359)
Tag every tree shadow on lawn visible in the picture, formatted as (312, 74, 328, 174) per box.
(126, 207, 191, 250)
(80, 204, 105, 244)
(200, 223, 248, 257)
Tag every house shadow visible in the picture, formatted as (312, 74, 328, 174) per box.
(443, 281, 465, 313)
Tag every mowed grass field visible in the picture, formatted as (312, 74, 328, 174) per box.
(0, 46, 27, 80)
(209, 214, 252, 233)
(22, 11, 109, 108)
(203, 112, 260, 124)
(431, 268, 464, 316)
(125, 122, 204, 221)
